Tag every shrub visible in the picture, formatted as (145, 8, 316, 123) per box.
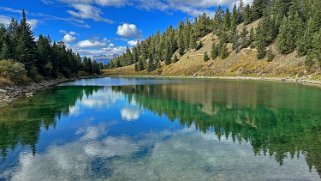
(267, 49, 275, 62)
(204, 52, 210, 62)
(0, 60, 28, 84)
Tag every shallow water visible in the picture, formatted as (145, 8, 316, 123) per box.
(1, 77, 321, 181)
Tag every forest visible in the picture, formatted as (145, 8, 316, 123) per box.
(107, 0, 321, 72)
(0, 10, 102, 84)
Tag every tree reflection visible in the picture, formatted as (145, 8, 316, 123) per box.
(0, 86, 102, 159)
(112, 84, 321, 176)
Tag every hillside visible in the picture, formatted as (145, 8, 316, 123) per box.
(105, 20, 321, 80)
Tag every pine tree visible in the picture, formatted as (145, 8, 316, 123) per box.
(189, 30, 197, 49)
(222, 8, 231, 31)
(297, 18, 314, 57)
(218, 42, 229, 59)
(249, 28, 255, 48)
(277, 17, 295, 54)
(204, 52, 210, 62)
(178, 21, 185, 55)
(267, 49, 275, 62)
(147, 53, 155, 72)
(256, 26, 266, 59)
(138, 57, 144, 71)
(211, 43, 219, 60)
(15, 10, 37, 77)
(164, 40, 171, 65)
(251, 0, 269, 20)
(37, 35, 52, 77)
(243, 4, 252, 24)
(172, 55, 178, 63)
(312, 29, 321, 62)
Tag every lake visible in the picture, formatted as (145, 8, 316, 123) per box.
(0, 77, 321, 181)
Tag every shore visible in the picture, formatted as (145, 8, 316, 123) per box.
(107, 74, 321, 88)
(1, 74, 320, 107)
(0, 76, 98, 106)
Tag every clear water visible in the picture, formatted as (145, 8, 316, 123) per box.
(1, 77, 321, 181)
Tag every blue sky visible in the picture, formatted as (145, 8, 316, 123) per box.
(0, 0, 251, 59)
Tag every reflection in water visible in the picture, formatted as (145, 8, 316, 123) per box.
(0, 78, 321, 180)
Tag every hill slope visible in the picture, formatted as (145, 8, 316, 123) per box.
(105, 20, 321, 80)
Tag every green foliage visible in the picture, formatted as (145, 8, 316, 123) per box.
(172, 55, 178, 63)
(305, 53, 315, 67)
(0, 10, 102, 82)
(211, 43, 219, 60)
(218, 42, 229, 59)
(0, 60, 27, 84)
(204, 52, 210, 62)
(267, 49, 275, 62)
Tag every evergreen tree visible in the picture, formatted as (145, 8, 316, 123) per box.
(37, 35, 52, 77)
(211, 43, 219, 60)
(267, 49, 275, 62)
(147, 53, 155, 72)
(218, 42, 229, 59)
(172, 55, 178, 63)
(204, 52, 210, 62)
(15, 10, 37, 77)
(189, 30, 197, 49)
(251, 0, 269, 20)
(256, 32, 266, 59)
(178, 21, 185, 55)
(277, 17, 295, 54)
(243, 4, 252, 24)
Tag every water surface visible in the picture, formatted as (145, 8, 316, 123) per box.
(1, 77, 321, 180)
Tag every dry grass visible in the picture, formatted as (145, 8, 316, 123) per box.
(0, 76, 13, 87)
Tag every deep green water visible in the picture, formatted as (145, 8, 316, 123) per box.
(0, 77, 321, 180)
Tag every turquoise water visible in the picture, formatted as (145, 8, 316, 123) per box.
(0, 77, 321, 180)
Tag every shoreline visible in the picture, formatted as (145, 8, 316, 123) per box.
(1, 74, 320, 106)
(0, 76, 99, 107)
(106, 74, 321, 88)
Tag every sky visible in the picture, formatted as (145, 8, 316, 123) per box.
(0, 0, 252, 59)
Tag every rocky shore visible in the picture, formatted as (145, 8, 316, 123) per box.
(0, 78, 75, 106)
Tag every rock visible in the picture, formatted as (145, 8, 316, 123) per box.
(0, 89, 7, 94)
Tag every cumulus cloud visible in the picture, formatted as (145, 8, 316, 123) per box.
(127, 40, 139, 46)
(120, 107, 141, 121)
(60, 31, 77, 43)
(76, 39, 106, 48)
(67, 3, 113, 23)
(117, 23, 141, 38)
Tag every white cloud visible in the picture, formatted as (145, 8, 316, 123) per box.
(67, 3, 113, 23)
(138, 0, 253, 16)
(76, 39, 106, 48)
(0, 15, 11, 26)
(117, 23, 141, 38)
(127, 40, 139, 46)
(95, 0, 128, 6)
(61, 31, 77, 43)
(120, 107, 141, 121)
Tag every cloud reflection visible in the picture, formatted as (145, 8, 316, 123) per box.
(3, 125, 319, 181)
(120, 107, 141, 121)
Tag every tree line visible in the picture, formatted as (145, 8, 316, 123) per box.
(108, 0, 321, 71)
(0, 10, 103, 82)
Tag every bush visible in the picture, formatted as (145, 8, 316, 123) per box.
(0, 60, 28, 84)
(204, 52, 210, 62)
(267, 49, 275, 62)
